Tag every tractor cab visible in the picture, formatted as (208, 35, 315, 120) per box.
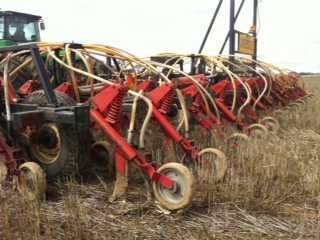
(0, 10, 44, 47)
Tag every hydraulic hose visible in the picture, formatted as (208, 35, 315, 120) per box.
(65, 44, 81, 102)
(127, 90, 143, 145)
(3, 54, 12, 121)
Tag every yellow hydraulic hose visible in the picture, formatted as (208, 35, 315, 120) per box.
(147, 60, 220, 122)
(46, 47, 115, 86)
(205, 56, 239, 113)
(127, 90, 153, 149)
(83, 45, 192, 133)
(212, 57, 251, 117)
(149, 53, 221, 121)
(44, 45, 152, 148)
(127, 90, 143, 144)
(70, 48, 94, 97)
(236, 56, 274, 97)
(65, 44, 81, 102)
(217, 56, 268, 111)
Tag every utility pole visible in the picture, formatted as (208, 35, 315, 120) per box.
(198, 0, 224, 54)
(229, 0, 236, 67)
(219, 0, 245, 55)
(252, 0, 258, 62)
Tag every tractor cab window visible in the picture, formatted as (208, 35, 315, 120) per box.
(0, 17, 4, 39)
(6, 15, 40, 42)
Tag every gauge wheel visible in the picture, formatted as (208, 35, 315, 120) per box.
(306, 93, 314, 98)
(153, 162, 194, 210)
(17, 162, 47, 201)
(273, 109, 285, 115)
(247, 123, 268, 138)
(0, 160, 8, 185)
(289, 102, 300, 109)
(261, 117, 280, 133)
(197, 148, 227, 181)
(296, 99, 306, 105)
(227, 133, 249, 145)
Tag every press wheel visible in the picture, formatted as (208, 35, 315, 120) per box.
(261, 117, 280, 133)
(153, 162, 194, 210)
(197, 148, 227, 181)
(0, 160, 8, 185)
(17, 162, 46, 201)
(247, 123, 268, 138)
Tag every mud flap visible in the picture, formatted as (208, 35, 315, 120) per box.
(109, 149, 128, 202)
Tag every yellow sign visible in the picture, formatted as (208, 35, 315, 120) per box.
(238, 32, 256, 55)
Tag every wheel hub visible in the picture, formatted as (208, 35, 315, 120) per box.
(158, 171, 184, 204)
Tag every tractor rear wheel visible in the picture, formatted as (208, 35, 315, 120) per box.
(23, 90, 82, 180)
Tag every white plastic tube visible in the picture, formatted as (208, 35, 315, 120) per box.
(3, 54, 12, 121)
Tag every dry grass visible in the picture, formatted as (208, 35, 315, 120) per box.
(1, 76, 320, 240)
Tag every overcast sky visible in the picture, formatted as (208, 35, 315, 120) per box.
(1, 0, 320, 72)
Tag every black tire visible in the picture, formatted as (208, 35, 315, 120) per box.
(23, 90, 82, 181)
(23, 90, 76, 107)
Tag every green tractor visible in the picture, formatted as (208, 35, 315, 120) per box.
(0, 10, 46, 88)
(0, 12, 88, 183)
(0, 10, 45, 47)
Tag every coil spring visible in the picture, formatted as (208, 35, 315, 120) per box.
(159, 88, 175, 115)
(106, 88, 127, 124)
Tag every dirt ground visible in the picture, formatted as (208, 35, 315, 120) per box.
(1, 76, 320, 240)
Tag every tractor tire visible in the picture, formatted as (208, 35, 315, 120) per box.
(23, 90, 75, 107)
(23, 90, 83, 181)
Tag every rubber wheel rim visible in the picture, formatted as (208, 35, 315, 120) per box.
(289, 102, 300, 109)
(153, 162, 194, 210)
(261, 117, 280, 133)
(296, 99, 305, 105)
(247, 123, 268, 138)
(273, 109, 285, 115)
(227, 133, 249, 145)
(0, 160, 8, 184)
(17, 162, 47, 201)
(197, 148, 227, 181)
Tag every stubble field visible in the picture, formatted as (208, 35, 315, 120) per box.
(0, 76, 320, 240)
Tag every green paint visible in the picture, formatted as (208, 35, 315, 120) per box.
(0, 39, 16, 47)
(0, 10, 43, 48)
